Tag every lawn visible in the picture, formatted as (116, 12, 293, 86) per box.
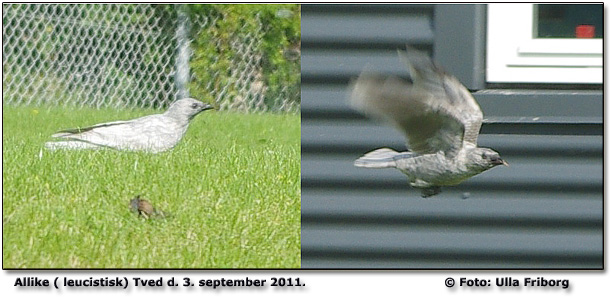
(2, 105, 301, 268)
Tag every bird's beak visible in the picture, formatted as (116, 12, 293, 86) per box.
(202, 104, 215, 111)
(491, 157, 508, 167)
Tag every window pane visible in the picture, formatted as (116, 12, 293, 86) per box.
(535, 4, 602, 38)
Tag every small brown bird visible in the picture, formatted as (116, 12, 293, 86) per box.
(129, 195, 167, 219)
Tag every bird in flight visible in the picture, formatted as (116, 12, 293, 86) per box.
(349, 48, 507, 197)
(45, 98, 214, 153)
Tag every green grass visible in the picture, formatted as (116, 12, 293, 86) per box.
(2, 105, 301, 268)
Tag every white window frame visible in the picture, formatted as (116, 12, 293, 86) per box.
(486, 4, 602, 84)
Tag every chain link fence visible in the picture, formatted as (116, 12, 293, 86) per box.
(2, 4, 300, 113)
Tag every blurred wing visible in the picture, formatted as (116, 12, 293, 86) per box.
(349, 48, 483, 155)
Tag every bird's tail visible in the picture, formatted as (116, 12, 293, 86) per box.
(354, 148, 403, 168)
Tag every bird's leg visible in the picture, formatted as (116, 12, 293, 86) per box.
(420, 187, 441, 198)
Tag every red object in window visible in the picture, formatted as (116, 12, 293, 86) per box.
(576, 25, 595, 38)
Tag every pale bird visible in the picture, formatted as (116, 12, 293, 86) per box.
(45, 98, 213, 153)
(349, 48, 507, 197)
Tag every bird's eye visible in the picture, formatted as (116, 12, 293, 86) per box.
(481, 153, 487, 159)
(191, 103, 199, 109)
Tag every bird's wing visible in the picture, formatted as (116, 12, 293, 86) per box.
(49, 114, 178, 151)
(349, 48, 483, 156)
(51, 119, 134, 138)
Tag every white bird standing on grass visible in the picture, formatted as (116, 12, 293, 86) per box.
(349, 48, 508, 197)
(45, 98, 214, 153)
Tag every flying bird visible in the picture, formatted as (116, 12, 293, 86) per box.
(45, 98, 214, 153)
(349, 48, 507, 197)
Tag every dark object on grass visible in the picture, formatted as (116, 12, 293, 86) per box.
(349, 47, 508, 198)
(129, 195, 167, 219)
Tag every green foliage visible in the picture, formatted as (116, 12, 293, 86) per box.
(188, 4, 301, 111)
(2, 105, 301, 268)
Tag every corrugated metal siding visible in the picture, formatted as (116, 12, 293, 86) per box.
(300, 4, 603, 269)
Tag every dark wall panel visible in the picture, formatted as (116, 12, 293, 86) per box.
(300, 4, 603, 269)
